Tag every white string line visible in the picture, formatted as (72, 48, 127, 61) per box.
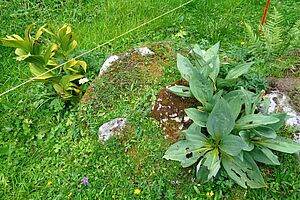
(0, 0, 194, 97)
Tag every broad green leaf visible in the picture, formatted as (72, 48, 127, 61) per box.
(183, 123, 209, 146)
(239, 131, 254, 151)
(220, 135, 245, 156)
(68, 40, 78, 52)
(241, 87, 254, 115)
(15, 48, 28, 57)
(185, 108, 208, 127)
(53, 83, 64, 95)
(227, 95, 242, 120)
(29, 64, 54, 80)
(249, 147, 280, 165)
(192, 42, 220, 81)
(192, 44, 206, 58)
(177, 53, 193, 82)
(224, 90, 244, 100)
(253, 126, 276, 139)
(44, 44, 58, 62)
(24, 24, 34, 42)
(0, 35, 31, 52)
(259, 136, 300, 153)
(35, 24, 47, 40)
(193, 55, 214, 78)
(163, 141, 207, 168)
(61, 74, 84, 88)
(189, 71, 213, 105)
(207, 99, 235, 140)
(209, 54, 220, 82)
(77, 60, 87, 72)
(201, 90, 223, 112)
(260, 97, 271, 115)
(235, 114, 279, 129)
(17, 54, 46, 66)
(267, 113, 292, 131)
(167, 85, 193, 98)
(222, 153, 266, 188)
(202, 149, 221, 180)
(217, 78, 238, 88)
(196, 160, 209, 183)
(225, 62, 254, 80)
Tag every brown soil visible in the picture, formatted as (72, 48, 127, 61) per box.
(267, 77, 300, 112)
(150, 80, 199, 142)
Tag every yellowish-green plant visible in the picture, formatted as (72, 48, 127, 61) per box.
(0, 24, 87, 100)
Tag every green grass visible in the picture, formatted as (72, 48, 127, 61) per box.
(1, 0, 300, 199)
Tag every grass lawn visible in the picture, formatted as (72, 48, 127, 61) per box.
(0, 0, 300, 199)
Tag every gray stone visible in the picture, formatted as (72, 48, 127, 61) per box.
(99, 55, 119, 76)
(265, 91, 300, 157)
(265, 91, 300, 130)
(135, 47, 155, 57)
(98, 118, 127, 142)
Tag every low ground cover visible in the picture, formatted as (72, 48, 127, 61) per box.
(1, 0, 300, 199)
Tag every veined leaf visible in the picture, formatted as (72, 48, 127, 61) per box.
(239, 131, 254, 151)
(227, 95, 242, 120)
(217, 78, 238, 88)
(68, 40, 78, 52)
(185, 108, 208, 127)
(17, 54, 46, 66)
(76, 60, 87, 72)
(0, 35, 31, 52)
(192, 43, 220, 82)
(189, 71, 213, 105)
(220, 135, 245, 156)
(207, 99, 235, 140)
(166, 85, 193, 98)
(225, 62, 254, 80)
(241, 87, 254, 115)
(44, 44, 58, 62)
(266, 113, 291, 131)
(61, 74, 84, 88)
(259, 136, 300, 153)
(196, 159, 209, 183)
(222, 153, 266, 188)
(163, 140, 207, 168)
(201, 90, 223, 112)
(177, 53, 193, 82)
(15, 48, 28, 57)
(250, 147, 280, 165)
(29, 64, 54, 80)
(183, 123, 209, 146)
(253, 126, 276, 139)
(235, 114, 279, 129)
(202, 149, 221, 180)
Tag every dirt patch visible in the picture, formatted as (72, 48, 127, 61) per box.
(267, 77, 300, 112)
(150, 80, 199, 142)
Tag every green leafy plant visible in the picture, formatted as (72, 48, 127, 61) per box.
(167, 42, 254, 112)
(0, 24, 87, 100)
(163, 43, 300, 188)
(245, 8, 300, 62)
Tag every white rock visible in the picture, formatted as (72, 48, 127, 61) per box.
(135, 47, 155, 57)
(98, 118, 127, 142)
(266, 91, 300, 130)
(169, 113, 178, 118)
(183, 116, 190, 123)
(99, 55, 119, 76)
